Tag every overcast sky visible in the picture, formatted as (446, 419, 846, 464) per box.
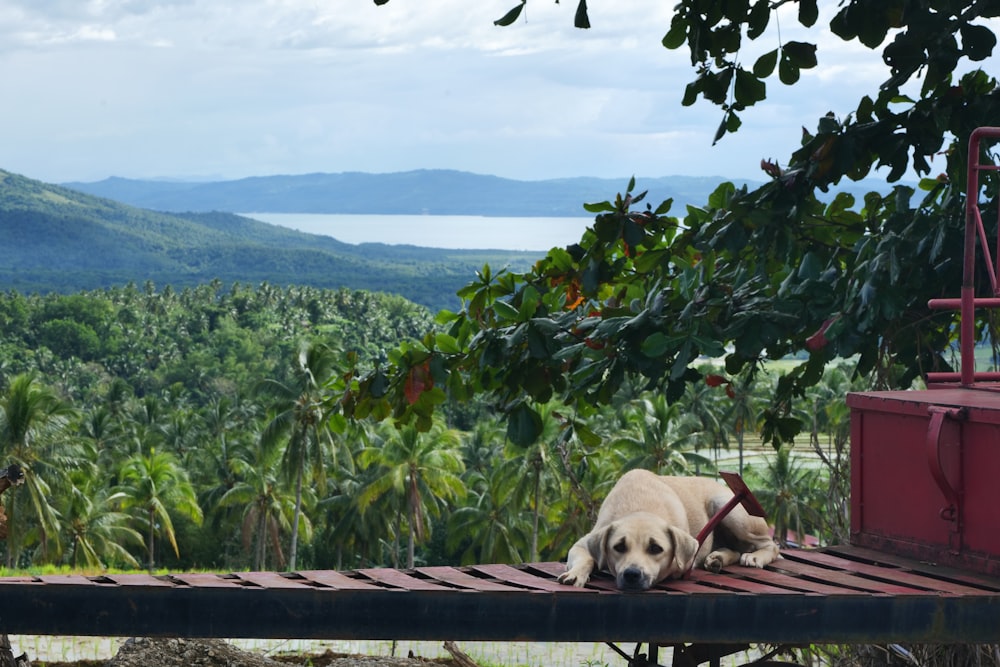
(0, 1, 935, 185)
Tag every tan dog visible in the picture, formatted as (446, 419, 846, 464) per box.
(557, 469, 779, 590)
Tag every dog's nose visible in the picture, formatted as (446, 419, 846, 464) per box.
(618, 567, 647, 590)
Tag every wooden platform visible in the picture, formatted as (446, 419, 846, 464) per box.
(3, 546, 1000, 645)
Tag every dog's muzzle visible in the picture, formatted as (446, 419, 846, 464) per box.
(617, 566, 651, 591)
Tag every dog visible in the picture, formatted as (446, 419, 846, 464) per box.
(557, 469, 779, 590)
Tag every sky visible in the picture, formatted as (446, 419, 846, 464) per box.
(0, 1, 938, 185)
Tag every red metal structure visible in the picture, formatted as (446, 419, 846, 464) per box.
(849, 127, 1000, 575)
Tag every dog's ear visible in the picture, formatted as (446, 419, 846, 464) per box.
(585, 524, 614, 572)
(666, 525, 699, 572)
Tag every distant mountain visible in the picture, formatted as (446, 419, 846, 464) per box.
(0, 169, 539, 311)
(62, 170, 757, 216)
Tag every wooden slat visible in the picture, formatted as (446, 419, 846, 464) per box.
(169, 573, 246, 588)
(727, 567, 852, 595)
(825, 544, 1000, 591)
(297, 570, 384, 591)
(470, 563, 590, 592)
(686, 569, 799, 594)
(768, 557, 928, 594)
(414, 566, 525, 592)
(232, 572, 314, 589)
(782, 550, 994, 595)
(356, 568, 453, 591)
(103, 573, 176, 587)
(37, 574, 103, 585)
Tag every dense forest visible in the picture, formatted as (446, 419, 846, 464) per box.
(0, 169, 539, 312)
(0, 281, 856, 573)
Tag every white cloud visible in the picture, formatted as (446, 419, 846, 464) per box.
(0, 0, 983, 185)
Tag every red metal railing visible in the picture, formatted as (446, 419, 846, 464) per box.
(927, 127, 1000, 385)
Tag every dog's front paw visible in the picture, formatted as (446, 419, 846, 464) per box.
(739, 552, 766, 568)
(557, 565, 592, 587)
(704, 552, 725, 573)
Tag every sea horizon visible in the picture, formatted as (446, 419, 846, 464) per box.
(243, 212, 594, 252)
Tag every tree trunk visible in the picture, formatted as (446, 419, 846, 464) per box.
(531, 467, 541, 562)
(146, 507, 156, 571)
(289, 454, 304, 571)
(406, 511, 416, 569)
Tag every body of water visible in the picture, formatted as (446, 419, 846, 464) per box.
(243, 213, 594, 251)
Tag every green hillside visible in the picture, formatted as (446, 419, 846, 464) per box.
(0, 169, 541, 311)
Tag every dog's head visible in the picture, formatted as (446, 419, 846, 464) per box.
(587, 512, 699, 591)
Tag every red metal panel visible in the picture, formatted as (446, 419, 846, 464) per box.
(849, 388, 1000, 575)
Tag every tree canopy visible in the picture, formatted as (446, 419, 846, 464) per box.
(357, 1, 1000, 445)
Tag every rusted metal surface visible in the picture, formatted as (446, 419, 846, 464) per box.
(0, 546, 998, 644)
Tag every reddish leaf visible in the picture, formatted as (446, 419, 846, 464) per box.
(705, 374, 727, 387)
(404, 362, 433, 404)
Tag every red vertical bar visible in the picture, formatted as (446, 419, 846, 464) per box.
(962, 130, 978, 384)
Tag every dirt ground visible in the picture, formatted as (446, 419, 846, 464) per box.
(34, 638, 461, 667)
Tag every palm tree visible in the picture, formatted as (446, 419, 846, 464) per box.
(62, 472, 143, 570)
(609, 394, 711, 474)
(724, 374, 762, 475)
(501, 402, 566, 562)
(448, 466, 529, 565)
(0, 373, 76, 566)
(747, 445, 820, 547)
(117, 448, 203, 570)
(682, 375, 732, 469)
(258, 340, 342, 570)
(358, 419, 465, 567)
(217, 438, 302, 570)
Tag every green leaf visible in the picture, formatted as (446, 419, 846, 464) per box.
(782, 41, 817, 69)
(798, 0, 818, 27)
(662, 16, 687, 49)
(583, 200, 615, 213)
(574, 0, 590, 29)
(654, 198, 673, 215)
(507, 402, 542, 447)
(493, 299, 520, 321)
(753, 49, 778, 78)
(640, 332, 670, 358)
(434, 333, 462, 354)
(734, 68, 766, 106)
(746, 0, 770, 40)
(961, 23, 997, 61)
(494, 1, 525, 27)
(778, 54, 800, 85)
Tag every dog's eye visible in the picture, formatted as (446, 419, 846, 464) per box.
(647, 542, 664, 555)
(612, 540, 627, 554)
